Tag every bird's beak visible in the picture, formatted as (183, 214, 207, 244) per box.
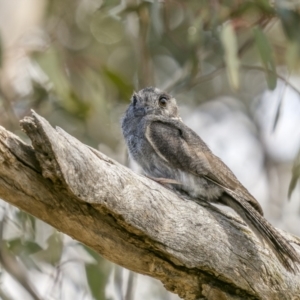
(134, 107, 146, 117)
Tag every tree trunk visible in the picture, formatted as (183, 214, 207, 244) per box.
(0, 111, 299, 300)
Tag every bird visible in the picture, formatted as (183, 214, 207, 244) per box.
(121, 86, 300, 273)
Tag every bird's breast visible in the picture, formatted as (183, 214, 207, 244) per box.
(123, 118, 222, 201)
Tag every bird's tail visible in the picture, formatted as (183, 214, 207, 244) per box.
(221, 193, 300, 274)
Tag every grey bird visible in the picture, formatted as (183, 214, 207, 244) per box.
(121, 86, 300, 273)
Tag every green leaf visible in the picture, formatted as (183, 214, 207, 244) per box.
(32, 231, 63, 265)
(288, 149, 300, 199)
(286, 41, 300, 71)
(220, 22, 240, 90)
(85, 264, 107, 300)
(254, 0, 274, 13)
(272, 95, 283, 132)
(83, 246, 111, 300)
(7, 239, 43, 256)
(103, 67, 134, 101)
(253, 27, 277, 90)
(277, 8, 300, 43)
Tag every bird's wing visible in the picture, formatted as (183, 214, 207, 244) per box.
(145, 117, 263, 215)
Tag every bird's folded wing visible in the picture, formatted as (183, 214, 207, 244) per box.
(145, 117, 263, 214)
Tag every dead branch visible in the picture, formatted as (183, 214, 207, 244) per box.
(0, 111, 299, 300)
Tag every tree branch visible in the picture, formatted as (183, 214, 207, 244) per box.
(0, 111, 299, 300)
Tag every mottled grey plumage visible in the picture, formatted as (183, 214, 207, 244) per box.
(122, 86, 300, 273)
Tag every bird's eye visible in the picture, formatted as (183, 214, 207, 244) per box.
(159, 96, 168, 107)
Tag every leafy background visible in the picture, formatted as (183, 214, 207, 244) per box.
(0, 0, 300, 299)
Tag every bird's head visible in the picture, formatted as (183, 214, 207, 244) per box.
(129, 87, 180, 119)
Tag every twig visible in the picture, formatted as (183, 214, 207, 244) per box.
(241, 64, 300, 97)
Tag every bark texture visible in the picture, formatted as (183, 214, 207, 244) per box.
(0, 111, 299, 300)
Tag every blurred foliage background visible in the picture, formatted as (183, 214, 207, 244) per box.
(0, 0, 300, 299)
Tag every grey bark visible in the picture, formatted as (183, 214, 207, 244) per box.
(0, 111, 299, 300)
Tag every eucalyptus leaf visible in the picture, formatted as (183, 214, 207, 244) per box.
(220, 22, 240, 90)
(278, 8, 300, 43)
(7, 239, 43, 256)
(83, 246, 111, 299)
(253, 27, 277, 90)
(85, 263, 107, 300)
(103, 68, 134, 101)
(288, 150, 300, 199)
(32, 231, 63, 265)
